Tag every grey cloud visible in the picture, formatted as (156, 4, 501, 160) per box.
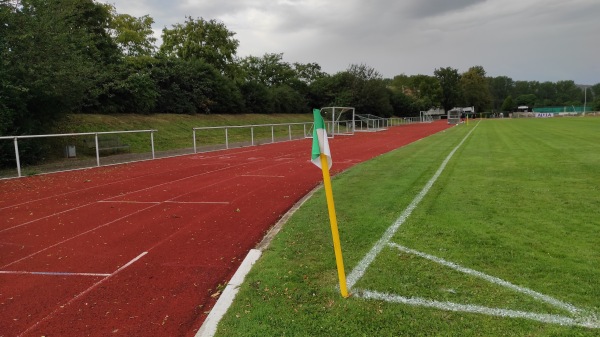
(408, 0, 487, 18)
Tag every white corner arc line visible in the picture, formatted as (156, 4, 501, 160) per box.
(346, 123, 479, 289)
(354, 289, 599, 328)
(388, 243, 579, 314)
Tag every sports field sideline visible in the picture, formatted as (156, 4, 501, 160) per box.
(0, 121, 450, 336)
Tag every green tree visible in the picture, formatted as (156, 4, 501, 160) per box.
(515, 94, 537, 107)
(488, 76, 514, 111)
(270, 85, 307, 114)
(345, 64, 393, 116)
(239, 81, 273, 114)
(109, 10, 156, 56)
(160, 16, 239, 74)
(460, 66, 492, 113)
(237, 53, 296, 87)
(434, 67, 461, 112)
(410, 74, 442, 108)
(151, 58, 242, 114)
(555, 80, 581, 105)
(536, 81, 557, 106)
(93, 56, 159, 114)
(293, 62, 327, 85)
(501, 95, 515, 112)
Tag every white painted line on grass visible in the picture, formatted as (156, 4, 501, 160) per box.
(354, 289, 600, 328)
(388, 243, 580, 314)
(0, 270, 110, 277)
(346, 123, 479, 289)
(195, 249, 262, 337)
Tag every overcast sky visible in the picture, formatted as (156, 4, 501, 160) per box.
(100, 0, 599, 85)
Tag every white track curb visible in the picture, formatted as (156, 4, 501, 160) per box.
(195, 249, 262, 337)
(195, 187, 319, 337)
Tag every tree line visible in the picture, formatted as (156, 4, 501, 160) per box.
(2, 0, 599, 138)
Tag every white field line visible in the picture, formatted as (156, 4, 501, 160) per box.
(17, 251, 147, 337)
(0, 270, 110, 277)
(346, 123, 479, 289)
(354, 289, 600, 329)
(163, 201, 230, 205)
(388, 243, 580, 314)
(98, 200, 160, 204)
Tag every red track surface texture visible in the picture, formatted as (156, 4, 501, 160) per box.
(0, 121, 451, 336)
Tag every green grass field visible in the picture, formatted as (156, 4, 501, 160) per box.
(215, 118, 600, 336)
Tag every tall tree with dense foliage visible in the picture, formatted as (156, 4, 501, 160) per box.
(1, 0, 119, 132)
(344, 64, 393, 116)
(109, 10, 156, 57)
(434, 67, 461, 112)
(237, 53, 296, 87)
(501, 95, 515, 112)
(460, 66, 492, 113)
(488, 76, 514, 111)
(160, 17, 239, 74)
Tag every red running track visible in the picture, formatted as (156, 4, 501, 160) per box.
(0, 121, 452, 336)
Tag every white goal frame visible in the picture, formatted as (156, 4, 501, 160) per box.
(320, 107, 355, 138)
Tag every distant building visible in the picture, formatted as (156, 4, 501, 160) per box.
(448, 106, 476, 117)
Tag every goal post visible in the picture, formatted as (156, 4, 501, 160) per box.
(320, 107, 355, 137)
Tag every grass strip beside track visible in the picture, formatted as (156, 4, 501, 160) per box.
(215, 118, 600, 336)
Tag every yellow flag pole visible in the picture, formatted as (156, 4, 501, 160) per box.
(319, 153, 349, 298)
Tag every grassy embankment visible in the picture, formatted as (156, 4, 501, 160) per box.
(55, 113, 313, 152)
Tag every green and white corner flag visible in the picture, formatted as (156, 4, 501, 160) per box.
(311, 109, 332, 169)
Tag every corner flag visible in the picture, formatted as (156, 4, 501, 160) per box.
(311, 108, 348, 298)
(311, 109, 332, 170)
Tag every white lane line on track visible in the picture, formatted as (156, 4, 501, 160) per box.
(1, 158, 271, 234)
(17, 251, 147, 337)
(240, 174, 285, 178)
(1, 204, 156, 270)
(3, 150, 304, 269)
(0, 148, 264, 211)
(97, 200, 160, 204)
(163, 201, 230, 205)
(0, 271, 111, 277)
(346, 123, 479, 290)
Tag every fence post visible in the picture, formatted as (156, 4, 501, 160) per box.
(14, 137, 21, 178)
(271, 125, 274, 143)
(225, 128, 229, 149)
(288, 125, 292, 140)
(193, 129, 197, 154)
(94, 133, 100, 167)
(251, 127, 254, 146)
(151, 131, 155, 159)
